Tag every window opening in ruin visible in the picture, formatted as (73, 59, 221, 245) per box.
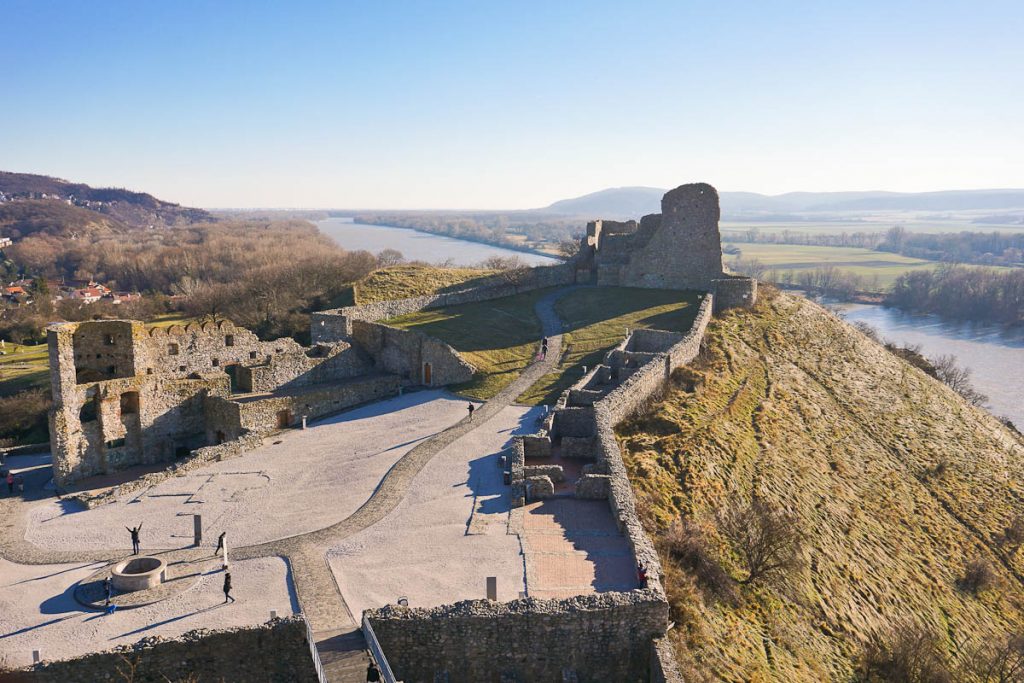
(215, 430, 226, 445)
(106, 365, 116, 375)
(105, 438, 125, 449)
(249, 351, 257, 360)
(225, 364, 240, 392)
(212, 358, 220, 367)
(225, 335, 234, 347)
(104, 334, 115, 345)
(178, 365, 186, 372)
(146, 368, 153, 375)
(120, 391, 140, 415)
(79, 397, 99, 423)
(276, 410, 291, 429)
(168, 343, 179, 355)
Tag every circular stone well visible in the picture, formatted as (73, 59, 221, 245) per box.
(111, 556, 167, 592)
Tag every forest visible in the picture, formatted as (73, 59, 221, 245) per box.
(886, 265, 1024, 325)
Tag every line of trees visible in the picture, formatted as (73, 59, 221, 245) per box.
(886, 265, 1024, 325)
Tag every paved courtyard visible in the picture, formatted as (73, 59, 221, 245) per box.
(25, 390, 469, 551)
(0, 556, 297, 668)
(328, 405, 537, 615)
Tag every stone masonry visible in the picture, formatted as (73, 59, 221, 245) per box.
(47, 315, 472, 487)
(580, 182, 757, 308)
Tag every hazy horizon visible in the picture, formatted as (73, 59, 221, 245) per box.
(2, 1, 1022, 209)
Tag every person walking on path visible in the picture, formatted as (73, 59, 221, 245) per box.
(126, 523, 142, 555)
(5, 471, 13, 495)
(467, 403, 475, 421)
(541, 336, 548, 361)
(214, 531, 226, 556)
(366, 657, 381, 682)
(223, 571, 235, 603)
(103, 576, 112, 606)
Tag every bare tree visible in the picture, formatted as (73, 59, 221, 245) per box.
(716, 498, 805, 586)
(376, 248, 405, 267)
(860, 620, 953, 683)
(930, 354, 988, 406)
(963, 633, 1024, 683)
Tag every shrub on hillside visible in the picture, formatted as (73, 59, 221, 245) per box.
(0, 388, 50, 444)
(659, 518, 737, 604)
(958, 556, 997, 595)
(859, 621, 953, 683)
(717, 498, 805, 587)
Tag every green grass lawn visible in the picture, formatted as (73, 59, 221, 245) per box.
(385, 288, 550, 400)
(516, 288, 703, 405)
(0, 342, 49, 396)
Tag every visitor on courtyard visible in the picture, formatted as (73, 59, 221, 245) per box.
(467, 403, 475, 421)
(126, 523, 143, 555)
(5, 471, 13, 495)
(223, 571, 235, 603)
(103, 576, 112, 606)
(366, 657, 381, 682)
(215, 531, 226, 555)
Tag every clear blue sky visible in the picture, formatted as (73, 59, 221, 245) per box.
(2, 1, 1022, 209)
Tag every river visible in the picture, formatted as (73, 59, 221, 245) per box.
(836, 303, 1024, 428)
(316, 218, 560, 267)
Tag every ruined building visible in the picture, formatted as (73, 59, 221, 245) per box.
(47, 317, 473, 487)
(578, 181, 757, 310)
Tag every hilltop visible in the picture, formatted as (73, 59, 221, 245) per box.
(619, 289, 1024, 681)
(0, 171, 213, 229)
(542, 186, 1024, 219)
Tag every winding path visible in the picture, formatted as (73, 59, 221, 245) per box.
(0, 285, 577, 681)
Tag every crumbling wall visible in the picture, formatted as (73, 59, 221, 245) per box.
(12, 617, 318, 683)
(351, 321, 474, 386)
(233, 375, 400, 431)
(366, 593, 668, 683)
(238, 343, 371, 393)
(712, 275, 758, 311)
(138, 320, 301, 379)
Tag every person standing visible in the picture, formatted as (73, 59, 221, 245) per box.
(541, 336, 548, 360)
(467, 403, 475, 421)
(103, 576, 112, 606)
(223, 571, 235, 603)
(5, 471, 13, 495)
(126, 523, 142, 555)
(366, 657, 381, 682)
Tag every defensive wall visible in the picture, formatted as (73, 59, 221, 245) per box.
(310, 260, 578, 343)
(8, 617, 319, 683)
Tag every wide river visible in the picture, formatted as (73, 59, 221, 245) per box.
(316, 218, 560, 267)
(837, 303, 1024, 428)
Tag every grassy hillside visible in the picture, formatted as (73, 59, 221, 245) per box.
(619, 290, 1024, 681)
(353, 265, 498, 303)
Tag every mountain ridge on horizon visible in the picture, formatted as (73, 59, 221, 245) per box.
(541, 185, 1024, 219)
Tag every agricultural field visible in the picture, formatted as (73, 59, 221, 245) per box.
(723, 242, 942, 290)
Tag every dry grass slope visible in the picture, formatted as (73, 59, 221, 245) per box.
(619, 290, 1024, 681)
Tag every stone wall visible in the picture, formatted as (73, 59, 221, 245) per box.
(366, 593, 668, 683)
(237, 342, 371, 393)
(311, 261, 577, 343)
(234, 375, 400, 431)
(351, 321, 474, 386)
(11, 617, 319, 683)
(712, 275, 758, 311)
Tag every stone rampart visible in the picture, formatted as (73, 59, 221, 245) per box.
(234, 375, 400, 431)
(11, 617, 318, 682)
(365, 593, 668, 683)
(311, 261, 576, 343)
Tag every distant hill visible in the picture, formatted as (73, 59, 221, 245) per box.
(621, 291, 1024, 680)
(542, 186, 1024, 219)
(0, 171, 213, 229)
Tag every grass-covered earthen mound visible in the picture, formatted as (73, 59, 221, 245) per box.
(619, 289, 1024, 681)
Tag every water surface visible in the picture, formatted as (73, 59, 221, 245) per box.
(837, 303, 1024, 427)
(317, 218, 559, 267)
